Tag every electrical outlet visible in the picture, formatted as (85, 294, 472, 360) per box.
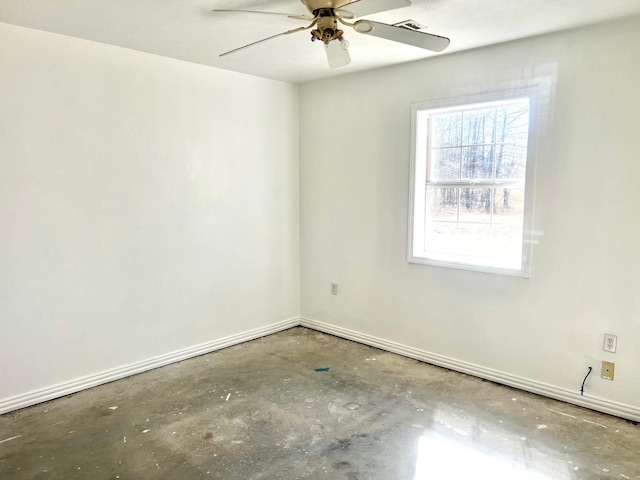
(603, 334, 617, 353)
(331, 283, 338, 295)
(601, 361, 615, 380)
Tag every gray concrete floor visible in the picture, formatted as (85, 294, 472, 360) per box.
(0, 327, 638, 479)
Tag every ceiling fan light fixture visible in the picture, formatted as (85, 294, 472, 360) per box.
(325, 39, 351, 68)
(323, 28, 336, 39)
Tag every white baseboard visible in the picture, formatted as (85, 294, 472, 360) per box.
(300, 317, 640, 423)
(0, 317, 299, 415)
(4, 316, 639, 423)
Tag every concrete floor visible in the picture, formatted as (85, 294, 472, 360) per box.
(0, 328, 638, 480)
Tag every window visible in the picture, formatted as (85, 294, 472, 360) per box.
(408, 91, 538, 276)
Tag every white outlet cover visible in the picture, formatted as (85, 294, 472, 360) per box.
(603, 334, 617, 353)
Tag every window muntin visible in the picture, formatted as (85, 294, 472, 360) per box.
(409, 95, 535, 276)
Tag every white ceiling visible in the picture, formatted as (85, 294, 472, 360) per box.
(2, 0, 640, 84)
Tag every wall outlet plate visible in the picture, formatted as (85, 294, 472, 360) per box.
(603, 333, 617, 353)
(601, 361, 615, 380)
(331, 283, 338, 295)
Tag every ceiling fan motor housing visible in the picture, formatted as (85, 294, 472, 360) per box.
(300, 0, 353, 13)
(312, 10, 344, 43)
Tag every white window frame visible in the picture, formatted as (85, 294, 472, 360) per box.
(408, 87, 542, 277)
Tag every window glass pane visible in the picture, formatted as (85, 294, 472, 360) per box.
(431, 147, 460, 181)
(495, 144, 527, 180)
(431, 112, 462, 147)
(462, 108, 495, 145)
(493, 187, 524, 218)
(461, 146, 494, 180)
(424, 223, 492, 259)
(496, 102, 529, 146)
(492, 187, 525, 267)
(424, 187, 525, 269)
(424, 222, 459, 256)
(428, 187, 458, 221)
(455, 224, 493, 257)
(458, 188, 491, 223)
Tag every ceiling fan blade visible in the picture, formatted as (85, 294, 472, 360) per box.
(354, 20, 450, 52)
(324, 41, 351, 68)
(338, 0, 411, 18)
(211, 9, 312, 21)
(220, 26, 309, 57)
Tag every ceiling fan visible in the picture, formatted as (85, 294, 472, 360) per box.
(212, 0, 450, 68)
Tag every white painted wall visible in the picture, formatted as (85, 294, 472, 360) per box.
(3, 15, 640, 418)
(300, 17, 640, 412)
(0, 24, 299, 402)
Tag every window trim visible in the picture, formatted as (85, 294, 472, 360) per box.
(407, 87, 542, 277)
